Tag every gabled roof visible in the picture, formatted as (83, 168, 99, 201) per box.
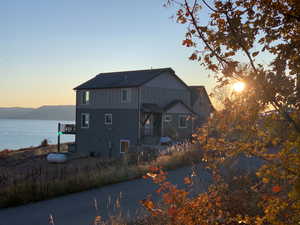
(74, 68, 177, 90)
(189, 86, 215, 111)
(141, 103, 163, 113)
(164, 100, 196, 115)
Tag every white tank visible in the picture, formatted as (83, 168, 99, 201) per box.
(47, 153, 68, 163)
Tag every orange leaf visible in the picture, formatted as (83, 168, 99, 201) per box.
(182, 39, 193, 47)
(184, 177, 192, 184)
(141, 199, 155, 210)
(163, 193, 173, 204)
(189, 53, 197, 60)
(94, 216, 102, 225)
(168, 207, 177, 217)
(272, 185, 282, 193)
(149, 166, 159, 172)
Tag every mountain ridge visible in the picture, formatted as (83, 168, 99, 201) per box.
(0, 105, 75, 121)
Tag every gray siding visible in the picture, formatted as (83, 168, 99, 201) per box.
(75, 108, 139, 157)
(76, 88, 138, 109)
(192, 97, 213, 120)
(145, 71, 187, 89)
(162, 113, 193, 139)
(141, 72, 191, 107)
(141, 87, 190, 107)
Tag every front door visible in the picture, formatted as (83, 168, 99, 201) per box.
(153, 113, 162, 136)
(144, 116, 153, 136)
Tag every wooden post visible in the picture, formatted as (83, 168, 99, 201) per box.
(58, 123, 61, 152)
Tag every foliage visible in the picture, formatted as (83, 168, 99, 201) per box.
(142, 167, 264, 225)
(140, 0, 300, 224)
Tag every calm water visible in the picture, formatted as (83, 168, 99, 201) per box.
(0, 119, 75, 151)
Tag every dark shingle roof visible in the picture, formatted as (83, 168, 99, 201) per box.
(141, 103, 163, 113)
(74, 68, 174, 90)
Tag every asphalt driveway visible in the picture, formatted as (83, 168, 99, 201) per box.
(0, 163, 211, 225)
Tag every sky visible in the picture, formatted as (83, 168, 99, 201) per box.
(0, 0, 215, 108)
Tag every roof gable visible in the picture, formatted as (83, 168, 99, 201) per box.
(144, 71, 188, 90)
(164, 100, 195, 114)
(74, 68, 175, 90)
(189, 86, 215, 111)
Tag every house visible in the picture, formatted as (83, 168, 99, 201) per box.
(190, 85, 215, 127)
(74, 68, 214, 157)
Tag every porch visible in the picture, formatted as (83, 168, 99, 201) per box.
(140, 103, 163, 145)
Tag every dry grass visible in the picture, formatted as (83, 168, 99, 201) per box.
(0, 143, 202, 208)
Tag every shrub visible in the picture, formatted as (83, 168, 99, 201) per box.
(40, 139, 49, 147)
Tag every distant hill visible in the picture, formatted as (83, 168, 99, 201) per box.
(0, 105, 75, 121)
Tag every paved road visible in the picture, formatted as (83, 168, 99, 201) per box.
(0, 164, 211, 225)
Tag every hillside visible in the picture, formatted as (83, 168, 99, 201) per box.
(0, 105, 75, 121)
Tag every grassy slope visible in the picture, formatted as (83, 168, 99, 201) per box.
(0, 143, 202, 208)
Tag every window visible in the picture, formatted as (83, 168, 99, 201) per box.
(82, 91, 90, 104)
(81, 113, 90, 128)
(104, 113, 112, 125)
(120, 140, 130, 153)
(178, 115, 187, 128)
(164, 114, 172, 122)
(121, 88, 131, 103)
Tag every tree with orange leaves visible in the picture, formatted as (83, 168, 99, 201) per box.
(141, 1, 300, 224)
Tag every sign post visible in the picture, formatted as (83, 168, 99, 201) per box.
(56, 123, 75, 153)
(57, 123, 61, 152)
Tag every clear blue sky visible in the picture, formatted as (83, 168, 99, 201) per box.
(0, 0, 214, 107)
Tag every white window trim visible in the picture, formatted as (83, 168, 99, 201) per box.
(81, 113, 90, 128)
(120, 139, 130, 154)
(104, 113, 112, 125)
(121, 88, 131, 103)
(82, 90, 90, 105)
(178, 115, 187, 128)
(164, 114, 172, 122)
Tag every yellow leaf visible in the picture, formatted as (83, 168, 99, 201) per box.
(262, 177, 270, 183)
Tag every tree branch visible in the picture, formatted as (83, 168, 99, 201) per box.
(184, 0, 228, 69)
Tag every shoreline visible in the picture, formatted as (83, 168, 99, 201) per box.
(0, 118, 75, 121)
(0, 141, 74, 153)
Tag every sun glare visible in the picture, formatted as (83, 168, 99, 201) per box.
(233, 82, 245, 92)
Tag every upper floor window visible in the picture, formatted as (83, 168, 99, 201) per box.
(164, 114, 172, 122)
(104, 113, 112, 125)
(81, 113, 90, 128)
(82, 91, 90, 104)
(121, 88, 131, 103)
(178, 115, 187, 128)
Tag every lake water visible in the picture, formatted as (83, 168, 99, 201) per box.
(0, 119, 75, 151)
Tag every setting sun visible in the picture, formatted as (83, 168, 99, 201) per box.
(232, 81, 245, 92)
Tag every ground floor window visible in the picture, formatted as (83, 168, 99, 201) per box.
(120, 139, 130, 153)
(104, 113, 112, 125)
(164, 114, 172, 122)
(81, 113, 90, 128)
(178, 115, 187, 128)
